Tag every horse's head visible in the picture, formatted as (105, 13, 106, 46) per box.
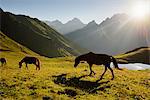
(74, 57, 80, 68)
(19, 62, 22, 68)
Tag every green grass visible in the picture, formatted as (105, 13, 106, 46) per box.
(0, 51, 150, 100)
(115, 47, 150, 64)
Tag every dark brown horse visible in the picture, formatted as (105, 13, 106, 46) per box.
(74, 52, 122, 80)
(19, 57, 40, 70)
(0, 58, 6, 66)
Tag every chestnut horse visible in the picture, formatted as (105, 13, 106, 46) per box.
(19, 56, 40, 70)
(74, 52, 122, 80)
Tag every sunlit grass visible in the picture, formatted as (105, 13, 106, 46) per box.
(0, 51, 150, 99)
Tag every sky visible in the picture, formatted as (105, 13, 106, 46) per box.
(0, 0, 146, 24)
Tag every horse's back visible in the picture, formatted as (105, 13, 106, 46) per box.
(23, 57, 37, 64)
(90, 53, 110, 60)
(97, 54, 111, 59)
(86, 53, 111, 64)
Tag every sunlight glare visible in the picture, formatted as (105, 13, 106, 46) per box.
(130, 1, 150, 20)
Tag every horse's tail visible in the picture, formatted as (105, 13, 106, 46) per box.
(36, 58, 40, 70)
(111, 56, 122, 70)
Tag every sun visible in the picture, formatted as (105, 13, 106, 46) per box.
(130, 1, 150, 20)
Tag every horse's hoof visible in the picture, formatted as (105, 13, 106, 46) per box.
(88, 73, 92, 76)
(88, 74, 92, 77)
(84, 69, 87, 71)
(111, 78, 114, 80)
(99, 77, 104, 80)
(96, 80, 100, 83)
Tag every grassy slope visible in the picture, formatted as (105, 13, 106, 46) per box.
(0, 51, 150, 99)
(116, 47, 150, 64)
(0, 31, 38, 56)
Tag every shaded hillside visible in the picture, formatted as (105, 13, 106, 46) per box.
(45, 18, 86, 34)
(0, 31, 38, 56)
(65, 14, 150, 55)
(1, 9, 87, 57)
(116, 47, 150, 64)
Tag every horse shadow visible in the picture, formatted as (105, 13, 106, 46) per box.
(53, 74, 111, 93)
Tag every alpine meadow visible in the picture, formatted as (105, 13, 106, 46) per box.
(0, 0, 150, 100)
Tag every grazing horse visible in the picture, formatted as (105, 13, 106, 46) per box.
(74, 52, 122, 80)
(19, 57, 40, 70)
(0, 58, 6, 66)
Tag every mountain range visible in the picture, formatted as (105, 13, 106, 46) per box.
(1, 8, 150, 64)
(0, 9, 87, 57)
(45, 18, 86, 34)
(65, 14, 150, 55)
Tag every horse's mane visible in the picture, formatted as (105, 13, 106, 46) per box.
(20, 58, 25, 63)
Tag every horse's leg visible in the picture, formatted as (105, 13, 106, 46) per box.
(26, 63, 28, 70)
(38, 65, 40, 70)
(91, 67, 96, 75)
(36, 65, 37, 70)
(1, 63, 3, 67)
(35, 65, 40, 70)
(35, 63, 40, 70)
(89, 64, 95, 76)
(89, 64, 92, 76)
(4, 61, 6, 65)
(100, 66, 107, 80)
(107, 66, 114, 80)
(35, 60, 40, 70)
(35, 64, 37, 70)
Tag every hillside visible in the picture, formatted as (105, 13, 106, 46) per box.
(0, 31, 38, 56)
(116, 47, 150, 64)
(0, 50, 150, 99)
(45, 18, 86, 34)
(65, 14, 150, 55)
(0, 9, 87, 57)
